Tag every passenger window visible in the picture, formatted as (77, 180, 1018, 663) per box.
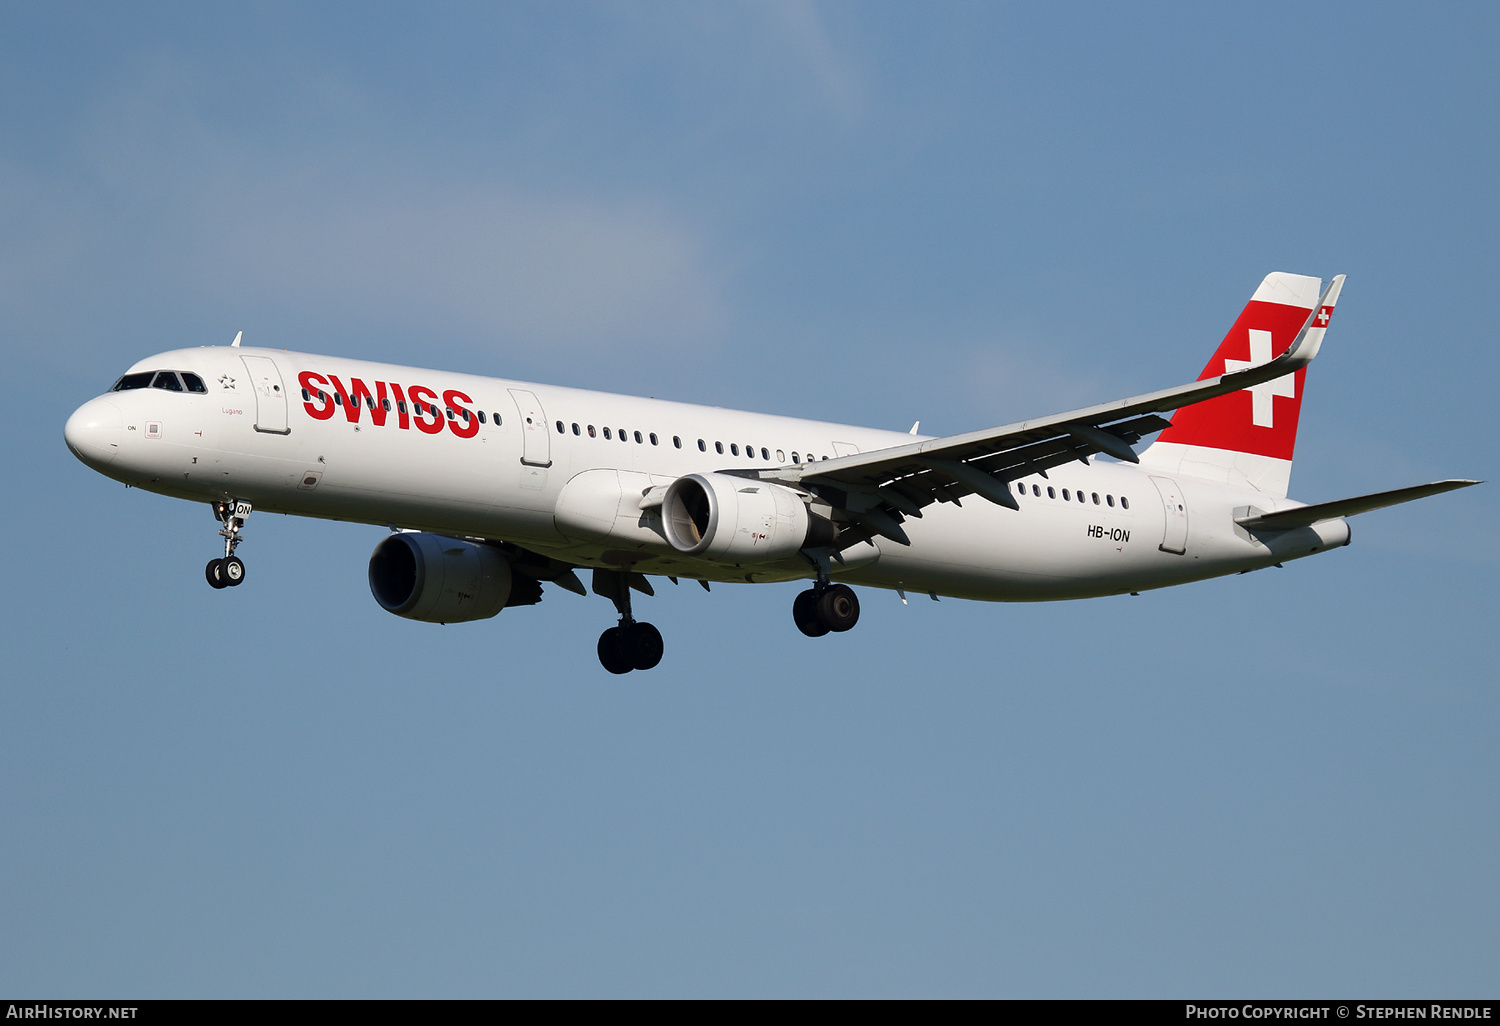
(430, 404, 439, 417)
(1121, 496, 1130, 510)
(383, 398, 392, 412)
(650, 433, 659, 446)
(367, 396, 376, 410)
(1047, 487, 1056, 498)
(302, 388, 311, 401)
(792, 452, 800, 463)
(493, 413, 502, 425)
(1032, 484, 1041, 497)
(730, 443, 740, 456)
(151, 372, 183, 392)
(1092, 492, 1100, 504)
(556, 420, 564, 433)
(334, 392, 343, 406)
(112, 372, 154, 391)
(777, 450, 785, 462)
(396, 399, 405, 413)
(673, 436, 682, 448)
(1062, 488, 1070, 500)
(1016, 482, 1025, 495)
(1107, 494, 1114, 507)
(760, 447, 768, 460)
(572, 423, 580, 435)
(588, 425, 597, 437)
(697, 439, 706, 451)
(181, 373, 207, 393)
(1078, 491, 1086, 503)
(478, 411, 487, 425)
(634, 430, 643, 443)
(715, 441, 724, 454)
(603, 427, 612, 439)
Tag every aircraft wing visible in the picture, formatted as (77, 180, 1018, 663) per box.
(1234, 480, 1480, 531)
(753, 277, 1344, 547)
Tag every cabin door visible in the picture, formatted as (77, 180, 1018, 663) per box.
(1150, 475, 1188, 554)
(240, 356, 290, 435)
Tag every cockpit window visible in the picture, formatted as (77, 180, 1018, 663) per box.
(112, 372, 154, 391)
(113, 370, 207, 393)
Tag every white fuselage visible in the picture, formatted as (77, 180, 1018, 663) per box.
(64, 346, 1350, 601)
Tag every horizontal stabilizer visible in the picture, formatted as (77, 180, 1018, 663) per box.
(1235, 479, 1480, 531)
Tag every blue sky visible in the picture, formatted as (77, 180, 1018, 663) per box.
(2, 1, 1495, 997)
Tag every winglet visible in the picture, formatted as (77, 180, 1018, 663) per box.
(231, 330, 243, 348)
(1274, 273, 1344, 372)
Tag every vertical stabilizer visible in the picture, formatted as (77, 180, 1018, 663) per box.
(1140, 272, 1340, 497)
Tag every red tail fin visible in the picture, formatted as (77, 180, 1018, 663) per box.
(1142, 272, 1335, 496)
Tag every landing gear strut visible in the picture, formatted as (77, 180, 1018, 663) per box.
(593, 568, 664, 674)
(205, 500, 250, 589)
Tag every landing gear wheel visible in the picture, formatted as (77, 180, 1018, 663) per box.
(598, 626, 634, 675)
(793, 589, 830, 637)
(626, 622, 664, 671)
(222, 556, 246, 586)
(816, 583, 860, 632)
(209, 500, 251, 589)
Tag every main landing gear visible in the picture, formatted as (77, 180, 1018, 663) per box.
(792, 582, 861, 637)
(205, 500, 251, 590)
(598, 621, 664, 676)
(593, 568, 664, 675)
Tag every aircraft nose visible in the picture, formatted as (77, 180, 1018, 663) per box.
(64, 397, 123, 468)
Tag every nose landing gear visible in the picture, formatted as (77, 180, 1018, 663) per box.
(205, 500, 251, 589)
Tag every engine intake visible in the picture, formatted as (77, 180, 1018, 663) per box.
(368, 532, 513, 623)
(662, 473, 832, 563)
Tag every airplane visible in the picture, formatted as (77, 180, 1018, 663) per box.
(63, 272, 1477, 674)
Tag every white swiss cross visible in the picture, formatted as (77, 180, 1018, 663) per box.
(1223, 328, 1295, 428)
(1315, 306, 1332, 326)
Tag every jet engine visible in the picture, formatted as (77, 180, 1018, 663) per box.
(661, 472, 835, 563)
(368, 532, 513, 623)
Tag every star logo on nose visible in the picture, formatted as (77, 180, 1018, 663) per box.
(218, 375, 237, 390)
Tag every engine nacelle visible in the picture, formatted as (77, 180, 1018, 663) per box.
(662, 472, 830, 563)
(368, 532, 512, 623)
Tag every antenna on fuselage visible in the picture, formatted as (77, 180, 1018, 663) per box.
(231, 331, 243, 347)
